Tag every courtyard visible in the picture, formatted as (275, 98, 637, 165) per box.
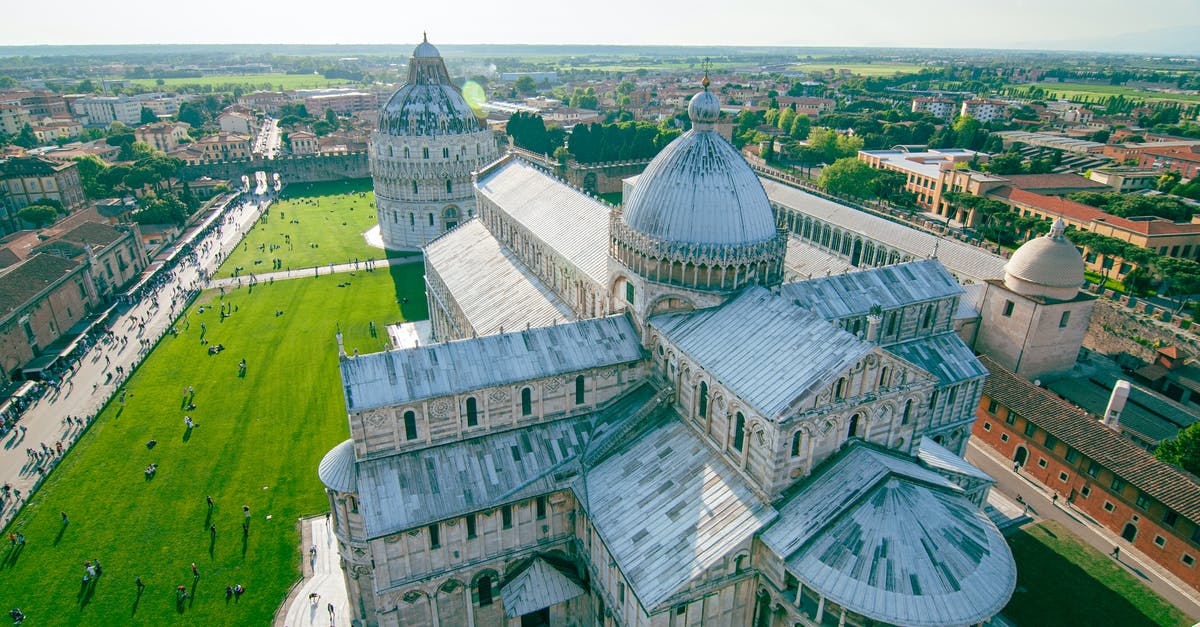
(0, 266, 425, 624)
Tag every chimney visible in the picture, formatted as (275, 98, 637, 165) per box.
(1104, 380, 1131, 429)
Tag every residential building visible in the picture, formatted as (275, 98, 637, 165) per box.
(31, 119, 83, 144)
(960, 99, 1007, 123)
(190, 132, 252, 163)
(29, 220, 148, 300)
(70, 96, 144, 126)
(1138, 145, 1200, 179)
(0, 253, 98, 385)
(777, 96, 834, 117)
(369, 37, 499, 250)
(289, 130, 319, 156)
(1088, 167, 1163, 193)
(301, 90, 377, 116)
(324, 81, 1016, 627)
(911, 97, 956, 120)
(134, 121, 191, 153)
(237, 91, 291, 115)
(218, 111, 257, 136)
(973, 355, 1200, 592)
(0, 156, 86, 215)
(0, 104, 31, 136)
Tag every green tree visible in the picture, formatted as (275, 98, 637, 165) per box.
(514, 76, 537, 94)
(1156, 257, 1200, 313)
(1155, 422, 1200, 475)
(140, 107, 158, 124)
(73, 154, 111, 198)
(817, 157, 878, 198)
(777, 108, 796, 133)
(789, 115, 811, 140)
(324, 108, 338, 126)
(17, 205, 58, 228)
(12, 123, 37, 148)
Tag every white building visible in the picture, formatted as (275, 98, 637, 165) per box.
(911, 97, 956, 120)
(72, 96, 143, 126)
(960, 99, 1007, 123)
(322, 85, 1017, 627)
(369, 36, 499, 250)
(218, 111, 257, 135)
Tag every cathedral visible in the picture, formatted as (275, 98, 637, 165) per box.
(320, 40, 1021, 627)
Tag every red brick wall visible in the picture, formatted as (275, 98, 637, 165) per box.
(973, 395, 1200, 591)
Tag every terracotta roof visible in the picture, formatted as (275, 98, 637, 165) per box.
(980, 355, 1200, 523)
(1002, 174, 1107, 192)
(0, 253, 82, 317)
(0, 156, 74, 177)
(989, 187, 1200, 236)
(55, 221, 123, 248)
(1142, 145, 1200, 164)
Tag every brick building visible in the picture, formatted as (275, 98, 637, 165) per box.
(973, 355, 1200, 591)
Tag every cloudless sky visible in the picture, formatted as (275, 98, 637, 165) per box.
(2, 0, 1198, 51)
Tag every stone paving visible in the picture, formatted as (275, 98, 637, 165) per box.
(276, 516, 351, 627)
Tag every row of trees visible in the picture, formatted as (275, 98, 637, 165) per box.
(815, 157, 914, 205)
(566, 121, 680, 164)
(1067, 191, 1196, 223)
(505, 112, 566, 155)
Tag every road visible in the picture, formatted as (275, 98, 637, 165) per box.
(253, 117, 281, 159)
(967, 440, 1200, 620)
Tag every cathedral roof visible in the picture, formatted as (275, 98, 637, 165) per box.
(782, 260, 962, 322)
(584, 414, 776, 612)
(377, 35, 481, 137)
(475, 158, 611, 286)
(761, 442, 1016, 627)
(339, 315, 642, 412)
(425, 219, 575, 337)
(651, 287, 872, 420)
(621, 90, 778, 247)
(317, 439, 356, 493)
(884, 332, 987, 387)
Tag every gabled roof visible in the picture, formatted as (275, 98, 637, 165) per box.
(584, 415, 775, 612)
(652, 287, 872, 420)
(340, 315, 642, 411)
(501, 558, 586, 619)
(475, 158, 611, 286)
(885, 332, 987, 386)
(0, 253, 81, 317)
(782, 259, 962, 321)
(761, 442, 1015, 627)
(424, 219, 574, 337)
(980, 354, 1200, 523)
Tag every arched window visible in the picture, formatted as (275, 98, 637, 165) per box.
(733, 412, 745, 452)
(442, 147, 450, 159)
(521, 387, 532, 416)
(412, 180, 418, 194)
(575, 375, 585, 404)
(403, 410, 417, 440)
(477, 575, 493, 606)
(408, 212, 415, 226)
(465, 397, 478, 427)
(347, 495, 358, 513)
(422, 147, 429, 159)
(922, 306, 934, 328)
(428, 213, 434, 227)
(403, 147, 410, 158)
(902, 399, 912, 425)
(848, 413, 860, 439)
(698, 382, 709, 419)
(791, 430, 803, 457)
(734, 555, 747, 573)
(880, 367, 890, 388)
(835, 378, 846, 400)
(445, 179, 452, 194)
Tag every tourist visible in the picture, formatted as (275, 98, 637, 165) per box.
(1111, 546, 1121, 559)
(135, 576, 145, 593)
(206, 495, 213, 508)
(192, 562, 199, 578)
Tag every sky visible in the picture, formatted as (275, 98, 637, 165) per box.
(2, 0, 1199, 53)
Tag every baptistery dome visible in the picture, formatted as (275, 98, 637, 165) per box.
(622, 90, 778, 247)
(1003, 219, 1085, 300)
(378, 35, 482, 137)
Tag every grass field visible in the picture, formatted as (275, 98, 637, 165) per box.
(791, 61, 926, 77)
(1008, 82, 1200, 106)
(0, 267, 425, 625)
(128, 73, 352, 91)
(1004, 521, 1193, 627)
(217, 179, 413, 279)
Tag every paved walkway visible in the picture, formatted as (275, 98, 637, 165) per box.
(276, 516, 351, 627)
(0, 192, 273, 531)
(967, 440, 1200, 619)
(207, 255, 421, 290)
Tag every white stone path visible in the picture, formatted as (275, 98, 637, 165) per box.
(277, 516, 351, 627)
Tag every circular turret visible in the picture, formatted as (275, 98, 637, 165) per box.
(1004, 219, 1085, 300)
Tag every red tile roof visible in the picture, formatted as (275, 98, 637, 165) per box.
(989, 187, 1200, 236)
(980, 355, 1200, 523)
(0, 253, 81, 317)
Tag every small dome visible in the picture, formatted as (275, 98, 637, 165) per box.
(688, 90, 720, 126)
(1004, 219, 1085, 300)
(413, 32, 440, 58)
(318, 439, 357, 492)
(621, 89, 777, 247)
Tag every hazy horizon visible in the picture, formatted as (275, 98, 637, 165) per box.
(2, 0, 1199, 56)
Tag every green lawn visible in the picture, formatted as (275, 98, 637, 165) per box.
(1008, 82, 1200, 106)
(128, 73, 353, 91)
(217, 179, 413, 279)
(791, 62, 926, 77)
(0, 268, 427, 625)
(1005, 521, 1193, 627)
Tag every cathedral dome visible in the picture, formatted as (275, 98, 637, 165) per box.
(1004, 219, 1085, 300)
(621, 88, 777, 247)
(318, 439, 357, 493)
(377, 35, 481, 137)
